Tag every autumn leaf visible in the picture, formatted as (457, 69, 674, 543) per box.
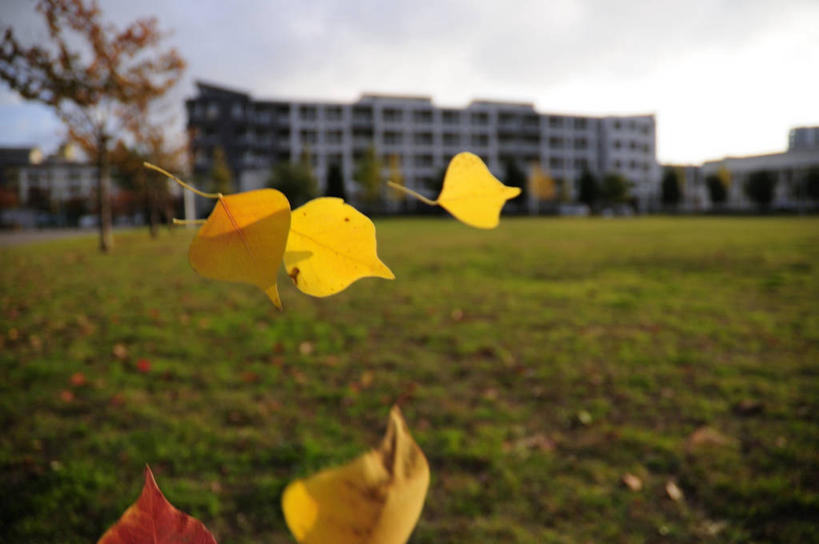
(98, 465, 217, 544)
(284, 197, 394, 297)
(188, 189, 291, 308)
(388, 152, 520, 229)
(282, 405, 429, 544)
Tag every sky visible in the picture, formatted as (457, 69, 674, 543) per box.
(1, 0, 818, 164)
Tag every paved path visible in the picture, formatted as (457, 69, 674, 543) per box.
(0, 228, 98, 248)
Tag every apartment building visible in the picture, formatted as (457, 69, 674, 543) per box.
(186, 82, 660, 209)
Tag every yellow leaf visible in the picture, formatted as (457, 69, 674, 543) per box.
(282, 405, 430, 544)
(189, 189, 291, 308)
(387, 152, 520, 229)
(437, 152, 521, 228)
(284, 197, 394, 297)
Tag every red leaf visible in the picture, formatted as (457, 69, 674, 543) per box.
(98, 466, 217, 544)
(136, 358, 151, 373)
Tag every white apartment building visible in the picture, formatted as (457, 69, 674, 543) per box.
(187, 83, 660, 210)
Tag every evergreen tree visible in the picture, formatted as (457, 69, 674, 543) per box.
(745, 170, 777, 210)
(503, 158, 527, 208)
(325, 163, 346, 200)
(661, 167, 683, 208)
(577, 169, 599, 209)
(600, 173, 631, 206)
(268, 151, 318, 207)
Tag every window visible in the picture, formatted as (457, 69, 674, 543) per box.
(549, 157, 564, 169)
(470, 112, 488, 126)
(384, 131, 403, 145)
(442, 110, 460, 124)
(443, 133, 460, 146)
(383, 108, 403, 122)
(413, 132, 433, 145)
(300, 130, 318, 144)
(549, 116, 563, 128)
(573, 158, 588, 170)
(574, 138, 588, 150)
(549, 137, 564, 149)
(231, 102, 244, 120)
(325, 106, 343, 121)
(413, 154, 433, 167)
(299, 106, 317, 121)
(206, 103, 220, 120)
(574, 118, 588, 130)
(613, 140, 622, 149)
(471, 134, 488, 146)
(325, 130, 343, 144)
(613, 121, 622, 130)
(412, 109, 433, 123)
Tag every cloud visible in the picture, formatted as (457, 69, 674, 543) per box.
(1, 0, 817, 163)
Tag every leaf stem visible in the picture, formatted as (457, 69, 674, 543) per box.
(386, 181, 438, 206)
(144, 162, 220, 199)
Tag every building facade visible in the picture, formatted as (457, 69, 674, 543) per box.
(702, 147, 819, 210)
(789, 126, 819, 151)
(186, 82, 660, 209)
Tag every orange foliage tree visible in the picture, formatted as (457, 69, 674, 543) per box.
(0, 0, 184, 251)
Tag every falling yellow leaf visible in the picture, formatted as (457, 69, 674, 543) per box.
(388, 152, 520, 229)
(438, 152, 521, 228)
(189, 189, 291, 308)
(282, 405, 429, 544)
(284, 197, 394, 297)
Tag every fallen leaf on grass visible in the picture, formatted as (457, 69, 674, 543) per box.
(622, 473, 643, 491)
(136, 358, 151, 373)
(113, 343, 128, 360)
(685, 426, 734, 453)
(70, 372, 87, 387)
(666, 480, 684, 502)
(282, 405, 429, 544)
(98, 465, 217, 544)
(284, 197, 394, 297)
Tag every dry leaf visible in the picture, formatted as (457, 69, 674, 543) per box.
(189, 190, 291, 308)
(622, 473, 643, 491)
(284, 197, 394, 297)
(666, 480, 684, 502)
(98, 466, 217, 544)
(282, 405, 429, 544)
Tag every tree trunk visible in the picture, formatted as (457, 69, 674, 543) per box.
(97, 133, 113, 252)
(148, 190, 159, 238)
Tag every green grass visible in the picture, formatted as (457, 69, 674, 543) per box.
(1, 216, 818, 543)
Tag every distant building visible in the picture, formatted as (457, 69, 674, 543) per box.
(0, 146, 43, 188)
(185, 82, 660, 210)
(702, 144, 819, 210)
(16, 143, 99, 208)
(789, 126, 819, 151)
(661, 164, 707, 211)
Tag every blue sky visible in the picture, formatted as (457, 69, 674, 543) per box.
(1, 0, 818, 164)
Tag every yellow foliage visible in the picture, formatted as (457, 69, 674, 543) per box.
(282, 406, 429, 544)
(529, 163, 556, 201)
(284, 197, 394, 297)
(189, 189, 291, 308)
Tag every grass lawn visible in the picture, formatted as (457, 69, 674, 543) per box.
(1, 216, 818, 543)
